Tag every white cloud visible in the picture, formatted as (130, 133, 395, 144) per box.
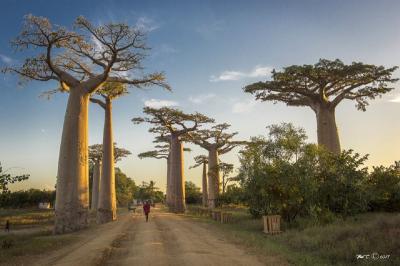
(189, 93, 216, 104)
(136, 16, 159, 32)
(143, 99, 178, 108)
(91, 36, 104, 52)
(0, 54, 12, 64)
(232, 99, 257, 114)
(210, 65, 273, 82)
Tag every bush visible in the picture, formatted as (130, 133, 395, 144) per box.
(366, 162, 400, 212)
(0, 189, 55, 208)
(238, 123, 370, 224)
(185, 181, 202, 204)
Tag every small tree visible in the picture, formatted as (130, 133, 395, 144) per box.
(3, 15, 169, 233)
(245, 59, 398, 154)
(219, 162, 234, 194)
(189, 155, 209, 207)
(0, 162, 29, 193)
(133, 107, 213, 212)
(190, 123, 245, 208)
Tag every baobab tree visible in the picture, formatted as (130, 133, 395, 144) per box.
(190, 123, 245, 208)
(133, 107, 213, 212)
(90, 82, 127, 223)
(88, 143, 130, 221)
(189, 155, 209, 207)
(138, 142, 190, 207)
(244, 59, 398, 154)
(3, 15, 169, 233)
(89, 144, 102, 212)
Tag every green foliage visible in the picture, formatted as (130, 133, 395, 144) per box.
(366, 162, 400, 212)
(0, 162, 29, 193)
(0, 189, 55, 208)
(185, 181, 202, 204)
(244, 58, 398, 111)
(115, 168, 137, 207)
(238, 123, 369, 223)
(219, 184, 246, 205)
(134, 180, 164, 203)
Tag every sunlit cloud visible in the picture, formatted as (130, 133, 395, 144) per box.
(189, 93, 216, 104)
(232, 99, 257, 114)
(210, 65, 272, 82)
(0, 54, 13, 64)
(143, 99, 179, 108)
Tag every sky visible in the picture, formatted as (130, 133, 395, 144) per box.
(1, 0, 400, 192)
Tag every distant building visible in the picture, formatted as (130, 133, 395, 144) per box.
(38, 202, 51, 209)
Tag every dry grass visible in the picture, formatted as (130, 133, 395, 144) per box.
(0, 209, 54, 229)
(186, 205, 400, 265)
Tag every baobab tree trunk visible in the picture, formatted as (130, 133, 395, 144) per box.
(315, 106, 341, 154)
(54, 88, 90, 234)
(91, 161, 101, 211)
(166, 153, 171, 207)
(207, 147, 219, 209)
(202, 162, 208, 207)
(170, 135, 185, 213)
(97, 99, 116, 223)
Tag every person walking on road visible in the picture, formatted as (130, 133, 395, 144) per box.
(143, 201, 151, 222)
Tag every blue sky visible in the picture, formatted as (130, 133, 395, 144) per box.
(1, 0, 400, 191)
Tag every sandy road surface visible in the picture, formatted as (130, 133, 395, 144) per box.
(104, 209, 285, 266)
(35, 207, 287, 266)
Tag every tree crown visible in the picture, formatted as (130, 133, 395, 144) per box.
(189, 123, 246, 153)
(89, 143, 131, 163)
(132, 107, 214, 137)
(244, 59, 398, 111)
(3, 14, 170, 95)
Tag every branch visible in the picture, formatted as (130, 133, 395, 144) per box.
(89, 97, 106, 109)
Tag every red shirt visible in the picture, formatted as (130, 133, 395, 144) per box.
(143, 203, 150, 214)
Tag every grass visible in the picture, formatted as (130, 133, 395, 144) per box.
(0, 209, 54, 229)
(186, 205, 400, 265)
(0, 230, 78, 265)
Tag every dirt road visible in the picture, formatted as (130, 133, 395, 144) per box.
(36, 207, 286, 266)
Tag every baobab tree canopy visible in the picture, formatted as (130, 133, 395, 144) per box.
(132, 107, 214, 136)
(89, 143, 131, 163)
(190, 155, 209, 169)
(4, 14, 170, 91)
(190, 123, 246, 153)
(244, 59, 398, 111)
(244, 59, 398, 154)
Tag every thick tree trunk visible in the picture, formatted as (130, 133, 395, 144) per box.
(166, 153, 171, 207)
(315, 106, 341, 154)
(202, 162, 208, 207)
(169, 134, 185, 213)
(207, 147, 219, 209)
(91, 161, 101, 211)
(97, 99, 116, 223)
(54, 89, 90, 234)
